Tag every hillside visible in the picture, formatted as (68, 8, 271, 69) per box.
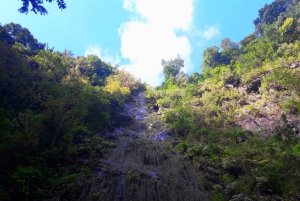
(1, 0, 300, 200)
(145, 0, 300, 200)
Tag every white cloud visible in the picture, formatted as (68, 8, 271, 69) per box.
(85, 45, 120, 66)
(196, 26, 220, 40)
(119, 0, 194, 86)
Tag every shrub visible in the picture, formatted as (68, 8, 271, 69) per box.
(174, 142, 189, 154)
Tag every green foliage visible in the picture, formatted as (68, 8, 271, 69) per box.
(165, 106, 192, 137)
(186, 143, 203, 158)
(188, 72, 202, 84)
(254, 0, 292, 36)
(202, 39, 239, 70)
(221, 174, 232, 184)
(239, 33, 256, 47)
(162, 55, 184, 80)
(160, 151, 168, 158)
(71, 54, 114, 86)
(279, 17, 295, 36)
(54, 173, 78, 186)
(148, 1, 300, 200)
(202, 46, 222, 68)
(172, 126, 300, 200)
(80, 167, 93, 177)
(104, 69, 144, 104)
(278, 17, 299, 42)
(4, 0, 300, 198)
(273, 114, 298, 149)
(1, 23, 45, 51)
(291, 142, 300, 153)
(220, 38, 239, 50)
(85, 55, 113, 85)
(18, 0, 66, 15)
(10, 166, 44, 199)
(283, 0, 300, 19)
(240, 39, 275, 66)
(262, 23, 279, 42)
(0, 22, 144, 200)
(174, 142, 189, 153)
(213, 193, 226, 201)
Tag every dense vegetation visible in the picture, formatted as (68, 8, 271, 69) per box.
(146, 0, 300, 200)
(0, 22, 144, 200)
(2, 0, 300, 200)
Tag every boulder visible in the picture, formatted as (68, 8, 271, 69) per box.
(225, 76, 241, 89)
(237, 118, 261, 131)
(246, 77, 262, 93)
(288, 61, 300, 69)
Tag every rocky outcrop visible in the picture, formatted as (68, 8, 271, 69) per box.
(236, 113, 300, 138)
(246, 77, 262, 93)
(225, 76, 241, 89)
(236, 115, 281, 132)
(288, 61, 300, 69)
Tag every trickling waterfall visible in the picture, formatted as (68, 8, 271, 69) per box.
(81, 92, 210, 201)
(114, 141, 127, 201)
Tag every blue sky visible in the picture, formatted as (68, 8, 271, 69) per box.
(0, 0, 273, 86)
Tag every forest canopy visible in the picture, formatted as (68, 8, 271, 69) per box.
(0, 22, 145, 200)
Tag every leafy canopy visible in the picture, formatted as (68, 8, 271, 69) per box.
(18, 0, 66, 15)
(162, 55, 184, 80)
(1, 23, 45, 51)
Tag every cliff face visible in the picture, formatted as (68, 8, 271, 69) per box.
(46, 93, 210, 201)
(232, 79, 299, 136)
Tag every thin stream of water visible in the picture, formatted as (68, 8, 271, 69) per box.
(114, 141, 127, 201)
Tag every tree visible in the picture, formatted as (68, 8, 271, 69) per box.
(202, 46, 221, 68)
(86, 55, 113, 81)
(18, 0, 66, 15)
(162, 55, 184, 80)
(239, 33, 257, 47)
(254, 0, 292, 36)
(278, 17, 298, 42)
(220, 38, 240, 64)
(220, 37, 239, 50)
(176, 71, 189, 87)
(113, 70, 140, 91)
(0, 24, 14, 45)
(262, 23, 279, 42)
(188, 72, 201, 84)
(2, 23, 45, 51)
(283, 1, 300, 19)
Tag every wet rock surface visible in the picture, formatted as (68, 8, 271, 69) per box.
(90, 139, 209, 201)
(63, 92, 209, 201)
